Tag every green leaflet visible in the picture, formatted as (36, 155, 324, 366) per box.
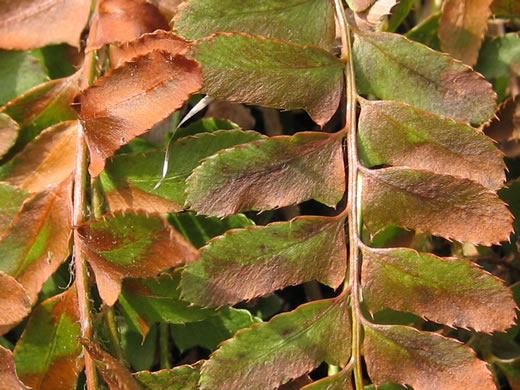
(363, 323, 494, 390)
(301, 365, 353, 389)
(119, 273, 215, 337)
(175, 0, 336, 50)
(353, 30, 496, 124)
(14, 287, 83, 390)
(191, 33, 344, 126)
(78, 210, 198, 306)
(1, 72, 79, 148)
(121, 325, 157, 371)
(99, 130, 265, 213)
(186, 132, 345, 217)
(361, 166, 512, 245)
(0, 182, 29, 234)
(476, 33, 520, 80)
(172, 118, 240, 141)
(168, 212, 255, 249)
(357, 99, 505, 190)
(387, 0, 414, 32)
(180, 215, 346, 307)
(171, 307, 261, 352)
(134, 362, 203, 390)
(30, 44, 77, 80)
(361, 246, 516, 332)
(200, 296, 351, 390)
(0, 112, 20, 158)
(0, 50, 48, 106)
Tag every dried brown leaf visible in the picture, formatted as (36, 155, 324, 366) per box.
(149, 0, 182, 20)
(204, 101, 256, 130)
(0, 177, 73, 302)
(364, 323, 495, 390)
(439, 0, 493, 65)
(109, 30, 190, 68)
(76, 51, 203, 176)
(348, 0, 399, 31)
(0, 272, 31, 335)
(0, 113, 19, 158)
(0, 346, 30, 390)
(80, 339, 142, 390)
(484, 96, 520, 142)
(78, 210, 199, 306)
(0, 0, 91, 49)
(349, 0, 377, 12)
(1, 121, 78, 193)
(87, 0, 169, 51)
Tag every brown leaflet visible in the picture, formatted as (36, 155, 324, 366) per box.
(186, 131, 345, 217)
(0, 346, 30, 390)
(0, 272, 31, 335)
(0, 177, 73, 302)
(76, 51, 203, 176)
(0, 113, 19, 158)
(204, 101, 256, 130)
(349, 0, 377, 12)
(0, 0, 91, 49)
(109, 30, 191, 68)
(104, 186, 183, 214)
(279, 375, 313, 389)
(149, 0, 182, 21)
(1, 121, 78, 193)
(363, 323, 495, 390)
(77, 210, 199, 306)
(347, 0, 399, 32)
(484, 96, 520, 157)
(361, 166, 513, 245)
(80, 339, 143, 390)
(87, 0, 169, 51)
(439, 0, 493, 65)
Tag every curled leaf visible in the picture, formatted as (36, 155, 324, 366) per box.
(76, 51, 203, 176)
(186, 131, 345, 217)
(78, 210, 199, 306)
(181, 215, 347, 307)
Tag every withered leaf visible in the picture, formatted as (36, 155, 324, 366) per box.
(347, 0, 399, 32)
(0, 0, 91, 49)
(191, 33, 344, 127)
(1, 72, 80, 148)
(87, 0, 169, 51)
(483, 96, 520, 142)
(80, 339, 142, 390)
(100, 130, 264, 213)
(0, 272, 31, 336)
(279, 376, 313, 390)
(358, 99, 505, 190)
(348, 0, 377, 12)
(362, 166, 512, 245)
(186, 131, 345, 217)
(109, 30, 190, 68)
(0, 346, 30, 390)
(353, 31, 496, 124)
(175, 0, 336, 50)
(361, 246, 517, 332)
(14, 286, 83, 390)
(0, 113, 19, 158)
(0, 121, 78, 193)
(181, 215, 347, 307)
(76, 51, 203, 176)
(363, 323, 495, 390)
(0, 183, 29, 234)
(439, 0, 493, 65)
(200, 296, 351, 390)
(78, 210, 199, 306)
(0, 177, 73, 302)
(148, 0, 183, 20)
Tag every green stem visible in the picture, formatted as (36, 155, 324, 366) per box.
(160, 322, 171, 369)
(335, 0, 364, 388)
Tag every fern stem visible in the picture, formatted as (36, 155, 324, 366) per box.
(335, 0, 364, 388)
(160, 322, 171, 369)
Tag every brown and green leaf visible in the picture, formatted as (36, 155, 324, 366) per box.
(353, 30, 496, 124)
(191, 33, 344, 127)
(0, 183, 29, 234)
(301, 365, 353, 390)
(134, 362, 203, 390)
(363, 323, 495, 390)
(0, 346, 31, 390)
(0, 113, 20, 157)
(78, 210, 199, 306)
(186, 131, 345, 217)
(13, 286, 83, 390)
(174, 0, 336, 50)
(361, 166, 512, 245)
(76, 51, 203, 176)
(0, 0, 91, 49)
(361, 246, 516, 332)
(0, 272, 31, 335)
(180, 215, 347, 307)
(200, 295, 351, 390)
(0, 177, 73, 302)
(358, 99, 505, 190)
